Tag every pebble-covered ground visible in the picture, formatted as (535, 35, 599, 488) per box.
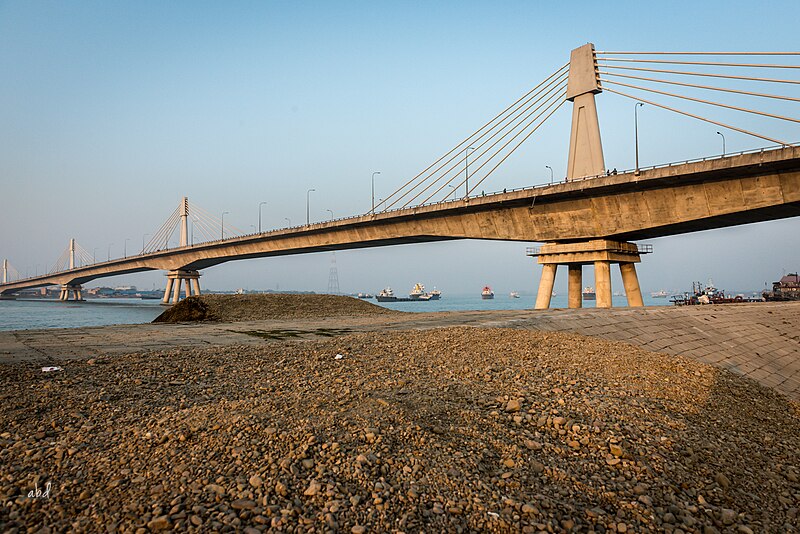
(153, 294, 399, 323)
(1, 328, 798, 533)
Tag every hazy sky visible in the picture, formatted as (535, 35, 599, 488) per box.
(1, 1, 798, 296)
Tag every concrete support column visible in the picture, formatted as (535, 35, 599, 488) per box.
(568, 265, 582, 309)
(60, 284, 84, 301)
(172, 278, 182, 304)
(594, 261, 612, 308)
(192, 278, 201, 296)
(162, 278, 174, 304)
(620, 262, 644, 307)
(535, 264, 557, 310)
(162, 270, 201, 305)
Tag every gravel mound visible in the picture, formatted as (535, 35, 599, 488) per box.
(153, 293, 399, 323)
(1, 328, 798, 532)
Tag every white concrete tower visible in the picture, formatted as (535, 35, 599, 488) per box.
(180, 197, 189, 247)
(69, 238, 76, 269)
(565, 43, 605, 181)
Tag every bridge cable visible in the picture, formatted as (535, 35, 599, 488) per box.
(144, 205, 181, 253)
(598, 57, 800, 69)
(599, 71, 800, 103)
(465, 97, 568, 198)
(378, 63, 569, 211)
(602, 87, 789, 146)
(602, 79, 800, 124)
(384, 70, 570, 210)
(396, 78, 569, 209)
(597, 51, 800, 56)
(411, 85, 568, 207)
(598, 65, 800, 85)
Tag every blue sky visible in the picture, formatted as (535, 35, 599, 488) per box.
(1, 1, 798, 295)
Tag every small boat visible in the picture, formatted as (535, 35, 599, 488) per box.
(582, 287, 596, 300)
(429, 288, 442, 300)
(481, 286, 495, 299)
(509, 291, 520, 298)
(375, 287, 398, 302)
(357, 292, 373, 299)
(650, 289, 668, 298)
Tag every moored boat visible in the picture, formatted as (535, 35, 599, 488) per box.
(375, 287, 398, 302)
(509, 291, 520, 298)
(481, 286, 494, 299)
(429, 288, 442, 300)
(409, 283, 429, 300)
(650, 289, 668, 298)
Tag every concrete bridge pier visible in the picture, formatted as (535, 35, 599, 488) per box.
(59, 284, 84, 301)
(162, 270, 201, 305)
(531, 240, 646, 310)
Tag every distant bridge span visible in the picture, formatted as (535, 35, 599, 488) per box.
(2, 146, 799, 302)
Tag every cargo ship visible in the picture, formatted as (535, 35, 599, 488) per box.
(481, 286, 494, 299)
(582, 287, 596, 300)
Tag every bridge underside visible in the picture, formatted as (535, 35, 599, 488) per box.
(2, 148, 799, 302)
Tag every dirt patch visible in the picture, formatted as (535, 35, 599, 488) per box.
(153, 293, 400, 323)
(2, 327, 798, 531)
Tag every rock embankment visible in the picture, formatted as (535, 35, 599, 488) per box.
(1, 327, 798, 532)
(153, 293, 399, 323)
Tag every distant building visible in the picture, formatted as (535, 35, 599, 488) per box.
(764, 273, 800, 301)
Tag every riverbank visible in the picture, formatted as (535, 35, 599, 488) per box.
(1, 300, 798, 531)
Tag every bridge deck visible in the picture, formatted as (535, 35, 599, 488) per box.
(2, 146, 799, 293)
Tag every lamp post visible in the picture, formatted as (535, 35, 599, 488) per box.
(221, 211, 229, 240)
(124, 238, 130, 258)
(285, 217, 291, 227)
(306, 189, 316, 225)
(717, 131, 726, 156)
(545, 165, 554, 184)
(465, 146, 475, 197)
(462, 146, 475, 198)
(258, 201, 267, 233)
(93, 247, 99, 263)
(327, 209, 334, 219)
(142, 234, 149, 254)
(371, 171, 381, 214)
(107, 243, 113, 262)
(635, 102, 644, 174)
(448, 184, 456, 200)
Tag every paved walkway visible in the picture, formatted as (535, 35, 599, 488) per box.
(1, 301, 798, 400)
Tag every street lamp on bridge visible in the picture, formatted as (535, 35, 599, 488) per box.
(465, 146, 475, 197)
(285, 217, 291, 227)
(124, 238, 130, 258)
(93, 247, 99, 264)
(107, 244, 113, 262)
(634, 102, 644, 175)
(258, 201, 267, 233)
(327, 209, 334, 220)
(142, 234, 149, 254)
(717, 131, 726, 156)
(371, 172, 381, 214)
(221, 212, 229, 240)
(306, 189, 315, 225)
(545, 165, 554, 185)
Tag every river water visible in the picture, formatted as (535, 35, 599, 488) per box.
(0, 294, 672, 332)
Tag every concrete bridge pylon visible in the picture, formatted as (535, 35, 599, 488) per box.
(533, 43, 644, 310)
(162, 269, 201, 305)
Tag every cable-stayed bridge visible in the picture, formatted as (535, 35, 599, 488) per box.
(2, 43, 799, 308)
